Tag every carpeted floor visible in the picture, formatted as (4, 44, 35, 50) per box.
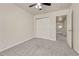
(0, 37, 78, 56)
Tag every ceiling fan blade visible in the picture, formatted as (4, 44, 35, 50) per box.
(29, 4, 37, 7)
(42, 3, 51, 6)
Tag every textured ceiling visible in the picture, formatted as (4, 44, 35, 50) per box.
(15, 3, 72, 15)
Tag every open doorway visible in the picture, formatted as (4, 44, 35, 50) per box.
(56, 15, 67, 42)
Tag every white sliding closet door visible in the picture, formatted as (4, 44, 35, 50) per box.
(36, 17, 50, 39)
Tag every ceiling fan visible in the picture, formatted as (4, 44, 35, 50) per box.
(29, 3, 51, 10)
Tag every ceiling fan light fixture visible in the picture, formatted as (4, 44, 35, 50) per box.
(39, 5, 42, 8)
(35, 3, 42, 9)
(35, 5, 38, 8)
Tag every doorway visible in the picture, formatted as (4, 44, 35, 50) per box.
(56, 15, 67, 42)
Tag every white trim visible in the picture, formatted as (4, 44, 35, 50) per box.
(34, 37, 56, 41)
(73, 48, 79, 54)
(0, 36, 34, 52)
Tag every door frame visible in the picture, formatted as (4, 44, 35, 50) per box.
(54, 9, 73, 48)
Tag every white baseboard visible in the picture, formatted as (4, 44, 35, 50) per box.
(74, 48, 79, 54)
(35, 37, 56, 41)
(0, 36, 34, 52)
(34, 34, 56, 41)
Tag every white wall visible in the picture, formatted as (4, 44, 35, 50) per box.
(0, 4, 34, 52)
(34, 9, 70, 41)
(71, 4, 79, 53)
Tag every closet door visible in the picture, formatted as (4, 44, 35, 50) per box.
(36, 17, 50, 39)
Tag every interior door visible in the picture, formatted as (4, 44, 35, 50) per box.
(67, 9, 73, 48)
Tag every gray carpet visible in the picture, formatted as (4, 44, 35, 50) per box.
(0, 38, 78, 56)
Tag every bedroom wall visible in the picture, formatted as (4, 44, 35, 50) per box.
(71, 4, 79, 53)
(0, 4, 34, 52)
